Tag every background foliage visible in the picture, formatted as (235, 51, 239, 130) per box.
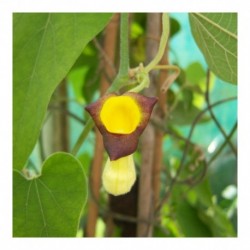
(13, 13, 237, 237)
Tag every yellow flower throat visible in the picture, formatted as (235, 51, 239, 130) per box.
(100, 96, 141, 134)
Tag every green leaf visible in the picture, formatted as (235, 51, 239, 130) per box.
(170, 17, 181, 38)
(13, 152, 87, 237)
(67, 66, 88, 103)
(186, 62, 206, 85)
(130, 21, 144, 39)
(189, 13, 237, 84)
(68, 43, 100, 103)
(176, 199, 212, 237)
(193, 180, 236, 236)
(193, 179, 213, 207)
(182, 89, 193, 109)
(208, 153, 237, 202)
(13, 13, 113, 170)
(175, 67, 186, 86)
(199, 205, 236, 237)
(169, 101, 210, 126)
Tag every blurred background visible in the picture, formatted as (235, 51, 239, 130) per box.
(28, 13, 237, 237)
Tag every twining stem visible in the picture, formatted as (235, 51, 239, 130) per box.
(72, 13, 172, 155)
(153, 65, 179, 71)
(71, 13, 130, 156)
(208, 122, 237, 165)
(106, 13, 130, 93)
(205, 70, 237, 156)
(153, 65, 180, 93)
(118, 13, 129, 76)
(71, 119, 94, 155)
(144, 13, 170, 73)
(39, 131, 45, 162)
(128, 14, 175, 94)
(155, 96, 237, 214)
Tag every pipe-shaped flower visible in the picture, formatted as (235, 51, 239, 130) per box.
(85, 92, 157, 195)
(85, 92, 158, 160)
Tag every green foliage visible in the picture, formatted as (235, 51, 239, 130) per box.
(13, 13, 237, 238)
(189, 13, 237, 84)
(13, 152, 87, 237)
(67, 44, 100, 103)
(170, 17, 181, 38)
(176, 199, 212, 237)
(13, 13, 113, 170)
(160, 179, 236, 237)
(186, 62, 206, 85)
(169, 101, 209, 126)
(168, 61, 210, 126)
(192, 180, 236, 236)
(208, 153, 237, 202)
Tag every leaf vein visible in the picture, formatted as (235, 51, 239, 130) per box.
(193, 13, 237, 40)
(191, 14, 237, 59)
(34, 179, 49, 236)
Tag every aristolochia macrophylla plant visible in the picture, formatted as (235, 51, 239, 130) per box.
(85, 92, 157, 196)
(84, 13, 179, 196)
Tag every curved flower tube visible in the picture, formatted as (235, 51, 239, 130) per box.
(85, 92, 157, 195)
(102, 154, 136, 196)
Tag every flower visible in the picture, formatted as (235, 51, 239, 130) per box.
(102, 154, 136, 196)
(85, 92, 157, 195)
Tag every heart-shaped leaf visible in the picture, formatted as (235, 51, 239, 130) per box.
(189, 13, 237, 84)
(13, 13, 113, 171)
(13, 152, 87, 237)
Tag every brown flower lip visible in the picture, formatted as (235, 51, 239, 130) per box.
(85, 92, 158, 160)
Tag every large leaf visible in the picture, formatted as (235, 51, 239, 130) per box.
(13, 13, 113, 170)
(194, 180, 236, 236)
(176, 199, 212, 237)
(189, 13, 237, 84)
(13, 152, 87, 237)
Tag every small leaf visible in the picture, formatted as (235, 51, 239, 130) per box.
(170, 17, 181, 38)
(13, 152, 88, 237)
(130, 22, 144, 39)
(175, 67, 186, 86)
(189, 13, 237, 84)
(182, 89, 193, 109)
(166, 88, 176, 106)
(68, 43, 101, 103)
(186, 62, 206, 85)
(193, 179, 213, 207)
(82, 66, 100, 103)
(169, 101, 210, 126)
(13, 13, 113, 170)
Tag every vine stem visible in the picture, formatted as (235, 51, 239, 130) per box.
(205, 70, 237, 156)
(106, 13, 130, 93)
(155, 95, 237, 214)
(128, 14, 177, 94)
(208, 122, 237, 165)
(72, 13, 172, 155)
(71, 13, 130, 156)
(71, 119, 94, 155)
(145, 13, 170, 73)
(118, 13, 129, 76)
